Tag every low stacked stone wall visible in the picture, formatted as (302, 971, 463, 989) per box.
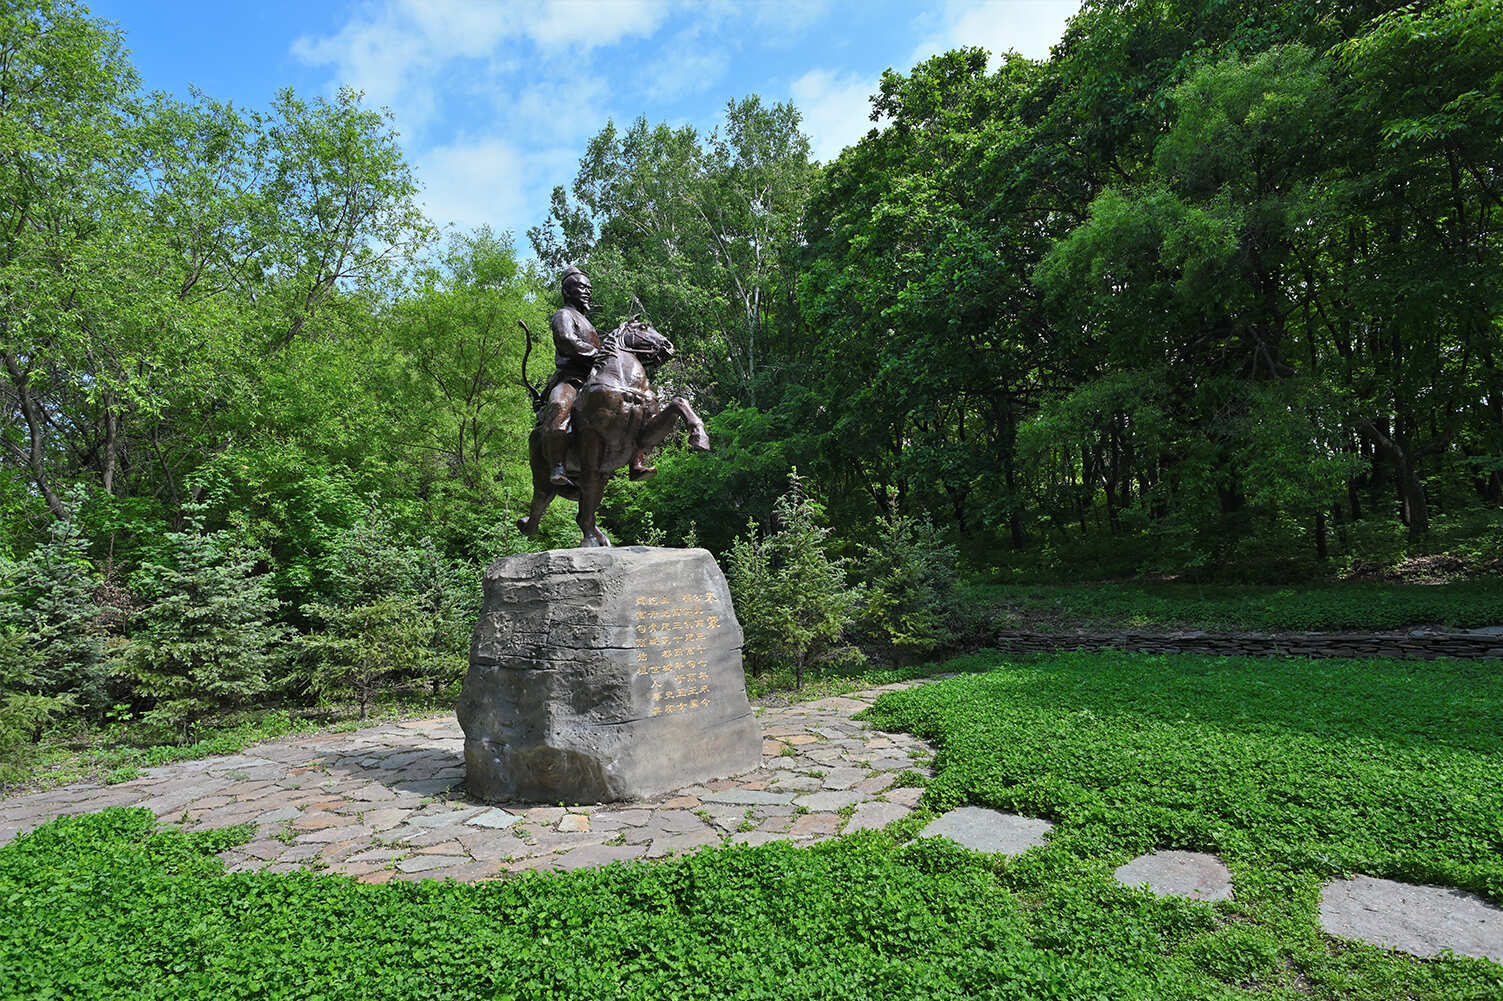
(993, 628, 1503, 660)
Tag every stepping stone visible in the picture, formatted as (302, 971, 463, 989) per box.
(396, 854, 469, 873)
(1320, 876, 1503, 963)
(409, 808, 483, 829)
(1115, 851, 1234, 902)
(921, 807, 1052, 855)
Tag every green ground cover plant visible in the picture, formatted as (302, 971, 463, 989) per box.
(972, 580, 1503, 633)
(3, 650, 1500, 999)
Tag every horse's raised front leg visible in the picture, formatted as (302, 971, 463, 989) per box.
(638, 397, 710, 453)
(574, 433, 611, 548)
(516, 483, 554, 537)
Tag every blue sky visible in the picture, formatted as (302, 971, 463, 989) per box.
(90, 1, 1081, 252)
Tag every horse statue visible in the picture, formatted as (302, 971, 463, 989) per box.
(516, 316, 709, 547)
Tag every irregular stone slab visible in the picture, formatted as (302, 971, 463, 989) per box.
(787, 813, 839, 838)
(921, 807, 1053, 855)
(391, 779, 456, 795)
(458, 547, 761, 803)
(409, 808, 483, 829)
(254, 806, 302, 825)
(730, 831, 789, 846)
(552, 843, 647, 870)
(396, 854, 469, 873)
(845, 801, 909, 834)
(1114, 851, 1234, 902)
(646, 830, 723, 858)
(1320, 876, 1503, 962)
(885, 787, 923, 808)
(794, 790, 863, 812)
(699, 789, 796, 806)
(465, 808, 520, 830)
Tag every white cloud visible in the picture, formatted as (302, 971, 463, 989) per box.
(910, 0, 1081, 68)
(790, 68, 877, 163)
(520, 0, 673, 50)
(416, 135, 584, 239)
(292, 0, 676, 133)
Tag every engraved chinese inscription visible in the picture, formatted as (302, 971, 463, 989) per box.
(634, 590, 725, 716)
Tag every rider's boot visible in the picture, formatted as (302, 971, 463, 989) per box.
(544, 429, 574, 487)
(629, 450, 656, 481)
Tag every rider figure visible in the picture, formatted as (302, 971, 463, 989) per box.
(540, 266, 653, 487)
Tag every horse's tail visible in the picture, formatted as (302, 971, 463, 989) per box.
(517, 319, 544, 412)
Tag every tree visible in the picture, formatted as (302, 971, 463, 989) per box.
(383, 228, 549, 547)
(123, 520, 287, 739)
(256, 87, 434, 352)
(854, 508, 960, 658)
(725, 473, 860, 688)
(529, 97, 816, 407)
(0, 514, 110, 714)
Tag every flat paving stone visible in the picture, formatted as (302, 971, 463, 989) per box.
(794, 790, 864, 812)
(397, 854, 469, 873)
(465, 808, 521, 829)
(844, 801, 910, 833)
(1114, 851, 1234, 902)
(921, 807, 1053, 855)
(700, 789, 797, 806)
(1320, 876, 1503, 963)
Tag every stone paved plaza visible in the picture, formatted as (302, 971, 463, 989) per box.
(0, 686, 933, 883)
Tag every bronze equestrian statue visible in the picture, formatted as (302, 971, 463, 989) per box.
(517, 267, 709, 547)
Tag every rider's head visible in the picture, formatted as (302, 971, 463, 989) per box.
(561, 266, 592, 313)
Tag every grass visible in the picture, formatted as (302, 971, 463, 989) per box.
(969, 580, 1503, 633)
(2, 649, 1500, 999)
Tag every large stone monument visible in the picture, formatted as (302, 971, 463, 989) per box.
(457, 546, 761, 803)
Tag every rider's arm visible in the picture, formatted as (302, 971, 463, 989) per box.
(551, 311, 599, 360)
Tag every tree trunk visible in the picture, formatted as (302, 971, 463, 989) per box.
(1, 352, 70, 520)
(102, 395, 119, 495)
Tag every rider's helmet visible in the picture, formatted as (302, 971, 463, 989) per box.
(561, 266, 590, 294)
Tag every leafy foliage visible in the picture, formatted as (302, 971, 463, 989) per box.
(853, 508, 962, 657)
(121, 521, 288, 739)
(726, 473, 861, 686)
(0, 516, 111, 713)
(974, 579, 1503, 633)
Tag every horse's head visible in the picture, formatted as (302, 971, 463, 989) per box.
(618, 315, 675, 367)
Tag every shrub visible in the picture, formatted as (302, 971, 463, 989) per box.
(302, 596, 430, 718)
(854, 509, 961, 659)
(726, 472, 862, 688)
(122, 521, 288, 741)
(0, 518, 111, 715)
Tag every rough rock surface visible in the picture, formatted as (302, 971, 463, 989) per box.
(920, 807, 1053, 855)
(457, 547, 760, 803)
(1114, 850, 1235, 902)
(1320, 876, 1503, 962)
